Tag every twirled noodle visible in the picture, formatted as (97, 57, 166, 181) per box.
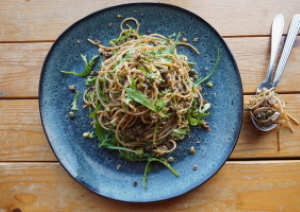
(84, 18, 208, 156)
(245, 87, 299, 150)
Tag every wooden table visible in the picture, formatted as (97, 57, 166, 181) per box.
(1, 0, 300, 211)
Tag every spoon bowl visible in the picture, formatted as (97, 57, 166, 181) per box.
(252, 119, 277, 131)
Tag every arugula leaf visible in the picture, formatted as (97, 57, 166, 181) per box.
(187, 62, 196, 67)
(143, 157, 180, 188)
(124, 95, 132, 105)
(137, 65, 148, 73)
(80, 53, 88, 64)
(119, 151, 151, 161)
(171, 93, 177, 105)
(124, 88, 156, 111)
(61, 55, 100, 77)
(160, 89, 171, 94)
(138, 50, 158, 59)
(145, 73, 156, 79)
(143, 159, 152, 188)
(130, 76, 136, 89)
(187, 103, 211, 126)
(134, 147, 144, 156)
(158, 56, 173, 63)
(89, 103, 103, 118)
(155, 98, 167, 111)
(98, 89, 109, 102)
(169, 32, 181, 54)
(194, 48, 220, 87)
(187, 110, 204, 126)
(147, 33, 180, 56)
(124, 88, 167, 117)
(191, 103, 211, 119)
(85, 76, 97, 86)
(84, 92, 91, 100)
(110, 29, 135, 45)
(94, 120, 138, 153)
(145, 73, 164, 82)
(111, 50, 134, 73)
(94, 119, 109, 143)
(160, 33, 176, 45)
(71, 91, 80, 111)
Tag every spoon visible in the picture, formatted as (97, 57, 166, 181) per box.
(252, 14, 300, 131)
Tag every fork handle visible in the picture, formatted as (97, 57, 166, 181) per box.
(273, 14, 300, 87)
(265, 14, 284, 82)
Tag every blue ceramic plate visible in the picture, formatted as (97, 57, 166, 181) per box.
(39, 3, 243, 202)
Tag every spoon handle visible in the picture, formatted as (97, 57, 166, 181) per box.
(265, 14, 285, 82)
(273, 14, 300, 87)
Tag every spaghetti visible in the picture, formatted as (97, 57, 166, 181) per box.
(63, 18, 220, 186)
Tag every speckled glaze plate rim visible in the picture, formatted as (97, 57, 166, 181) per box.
(39, 2, 243, 202)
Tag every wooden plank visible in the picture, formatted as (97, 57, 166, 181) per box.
(1, 36, 300, 98)
(0, 0, 300, 41)
(0, 42, 49, 99)
(229, 36, 300, 94)
(0, 161, 300, 211)
(0, 99, 57, 161)
(0, 95, 299, 161)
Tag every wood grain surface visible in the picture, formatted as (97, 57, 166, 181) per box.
(0, 36, 300, 99)
(1, 94, 299, 161)
(1, 0, 300, 210)
(1, 0, 300, 41)
(1, 161, 300, 211)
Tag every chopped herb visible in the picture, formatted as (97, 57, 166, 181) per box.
(160, 89, 171, 94)
(170, 128, 188, 140)
(206, 81, 213, 88)
(187, 62, 196, 67)
(71, 91, 80, 111)
(145, 73, 164, 81)
(88, 132, 95, 139)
